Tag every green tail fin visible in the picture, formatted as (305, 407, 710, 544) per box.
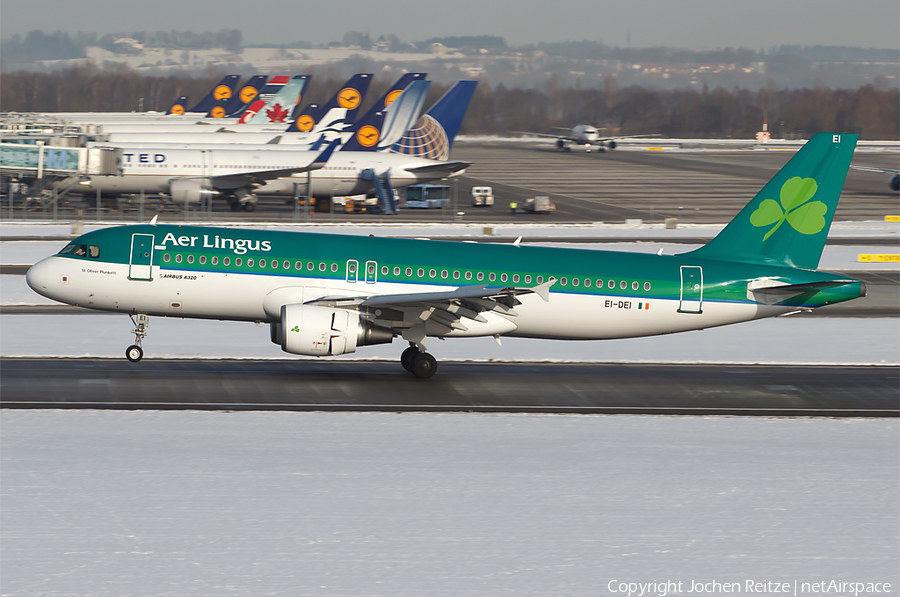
(688, 132, 858, 270)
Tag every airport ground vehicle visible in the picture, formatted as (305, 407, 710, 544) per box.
(471, 186, 494, 207)
(405, 184, 450, 209)
(523, 196, 555, 213)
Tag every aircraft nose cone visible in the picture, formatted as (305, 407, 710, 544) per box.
(26, 258, 51, 296)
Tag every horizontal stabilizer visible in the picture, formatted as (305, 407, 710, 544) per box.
(747, 278, 865, 305)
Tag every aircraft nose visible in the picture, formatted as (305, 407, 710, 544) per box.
(26, 258, 52, 296)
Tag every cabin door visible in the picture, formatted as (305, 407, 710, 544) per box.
(678, 266, 703, 313)
(365, 261, 378, 284)
(129, 233, 154, 281)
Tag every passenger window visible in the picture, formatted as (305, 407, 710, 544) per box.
(307, 262, 314, 270)
(644, 282, 651, 291)
(500, 273, 508, 283)
(429, 269, 436, 278)
(489, 273, 496, 282)
(453, 271, 460, 280)
(224, 257, 230, 266)
(620, 280, 627, 289)
(247, 258, 254, 267)
(199, 256, 206, 265)
(163, 254, 171, 263)
(405, 267, 412, 276)
(572, 278, 579, 287)
(513, 274, 519, 283)
(187, 255, 195, 264)
(260, 259, 267, 268)
(175, 254, 182, 263)
(382, 266, 389, 275)
(331, 263, 338, 272)
(561, 277, 567, 286)
(394, 267, 401, 276)
(211, 256, 218, 265)
(319, 263, 326, 271)
(608, 280, 615, 289)
(284, 261, 290, 270)
(294, 261, 302, 270)
(417, 268, 424, 277)
(235, 258, 242, 267)
(596, 279, 603, 288)
(441, 270, 448, 279)
(477, 272, 484, 281)
(524, 275, 531, 283)
(632, 281, 639, 290)
(536, 275, 543, 284)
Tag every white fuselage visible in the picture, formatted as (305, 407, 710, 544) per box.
(26, 252, 769, 343)
(78, 147, 461, 197)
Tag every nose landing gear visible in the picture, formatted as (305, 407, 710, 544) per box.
(126, 313, 149, 362)
(400, 344, 437, 379)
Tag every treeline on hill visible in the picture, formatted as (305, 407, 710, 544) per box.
(0, 29, 243, 64)
(1, 66, 897, 139)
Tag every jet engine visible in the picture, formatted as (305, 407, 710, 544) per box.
(169, 178, 214, 204)
(274, 304, 393, 356)
(891, 174, 899, 192)
(607, 140, 617, 150)
(556, 139, 566, 150)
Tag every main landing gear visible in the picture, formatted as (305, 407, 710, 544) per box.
(400, 344, 437, 379)
(126, 313, 149, 363)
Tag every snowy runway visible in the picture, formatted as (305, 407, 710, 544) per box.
(2, 411, 897, 596)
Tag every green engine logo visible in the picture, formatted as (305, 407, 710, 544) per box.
(290, 326, 300, 333)
(750, 177, 827, 241)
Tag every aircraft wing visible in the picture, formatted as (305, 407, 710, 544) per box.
(209, 139, 338, 187)
(305, 279, 555, 349)
(404, 160, 470, 175)
(510, 131, 579, 142)
(593, 133, 661, 142)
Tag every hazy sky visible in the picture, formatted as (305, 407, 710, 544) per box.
(2, 0, 898, 50)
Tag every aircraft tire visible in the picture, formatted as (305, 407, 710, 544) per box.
(126, 345, 143, 363)
(243, 202, 256, 212)
(410, 352, 437, 379)
(400, 346, 418, 371)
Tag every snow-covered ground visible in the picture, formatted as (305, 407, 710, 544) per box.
(2, 411, 897, 596)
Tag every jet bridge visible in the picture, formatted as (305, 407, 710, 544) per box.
(1, 141, 122, 209)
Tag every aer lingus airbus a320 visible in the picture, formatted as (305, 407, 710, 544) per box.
(27, 133, 865, 378)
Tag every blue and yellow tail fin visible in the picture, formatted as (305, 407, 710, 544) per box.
(688, 132, 858, 270)
(186, 74, 240, 114)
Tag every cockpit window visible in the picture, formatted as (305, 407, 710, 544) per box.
(60, 244, 99, 258)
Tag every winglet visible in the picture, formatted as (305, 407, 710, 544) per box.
(513, 236, 522, 247)
(266, 136, 282, 145)
(310, 139, 340, 169)
(149, 214, 158, 226)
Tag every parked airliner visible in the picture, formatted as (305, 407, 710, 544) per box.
(27, 133, 865, 378)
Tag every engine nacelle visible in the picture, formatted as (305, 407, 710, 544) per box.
(276, 304, 393, 356)
(556, 139, 566, 150)
(607, 140, 617, 150)
(891, 174, 899, 192)
(170, 178, 213, 204)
